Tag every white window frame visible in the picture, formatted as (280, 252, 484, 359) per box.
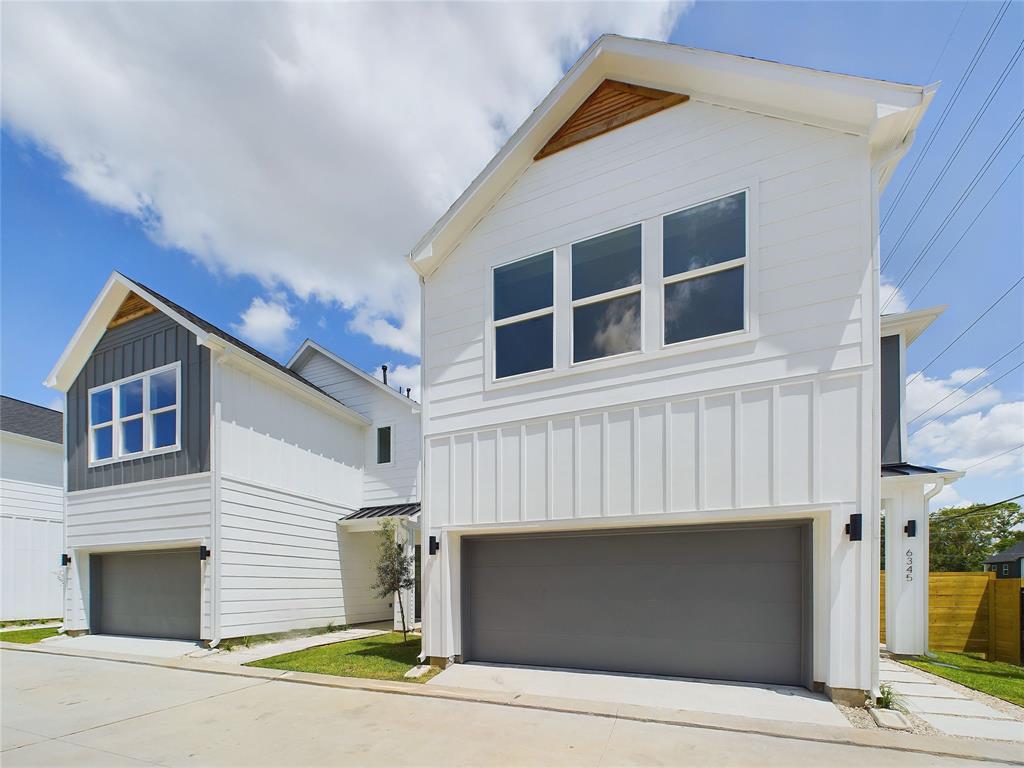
(1002, 563, 1009, 576)
(569, 222, 644, 367)
(490, 251, 556, 382)
(375, 422, 396, 467)
(87, 361, 182, 467)
(661, 189, 750, 349)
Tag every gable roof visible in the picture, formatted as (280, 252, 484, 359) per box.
(45, 273, 370, 426)
(407, 34, 935, 278)
(881, 305, 946, 346)
(288, 339, 420, 410)
(0, 396, 63, 444)
(985, 540, 1024, 565)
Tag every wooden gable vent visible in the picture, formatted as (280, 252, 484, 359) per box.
(108, 291, 157, 329)
(534, 80, 688, 161)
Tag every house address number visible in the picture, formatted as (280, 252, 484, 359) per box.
(905, 548, 913, 582)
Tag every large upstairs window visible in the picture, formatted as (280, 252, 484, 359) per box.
(571, 224, 642, 363)
(493, 251, 554, 379)
(88, 362, 180, 465)
(662, 191, 747, 345)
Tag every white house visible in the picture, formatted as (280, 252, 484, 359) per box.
(46, 273, 420, 642)
(407, 35, 937, 703)
(0, 396, 64, 621)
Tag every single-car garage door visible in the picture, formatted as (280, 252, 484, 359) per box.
(90, 549, 200, 640)
(462, 522, 810, 686)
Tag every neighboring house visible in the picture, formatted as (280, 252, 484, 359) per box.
(407, 35, 936, 702)
(985, 541, 1024, 579)
(0, 396, 64, 621)
(879, 307, 963, 655)
(46, 273, 420, 642)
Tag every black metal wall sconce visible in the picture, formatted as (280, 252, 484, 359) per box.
(429, 536, 440, 555)
(904, 519, 917, 537)
(845, 513, 863, 541)
(199, 546, 211, 561)
(60, 553, 71, 566)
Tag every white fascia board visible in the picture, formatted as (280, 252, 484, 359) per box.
(0, 429, 64, 453)
(880, 305, 946, 346)
(880, 469, 965, 490)
(406, 34, 933, 278)
(287, 339, 420, 411)
(210, 339, 371, 427)
(45, 272, 211, 392)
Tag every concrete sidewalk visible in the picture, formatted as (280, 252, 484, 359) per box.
(2, 648, 1015, 767)
(880, 659, 1024, 743)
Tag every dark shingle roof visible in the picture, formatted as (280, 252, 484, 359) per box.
(124, 275, 350, 411)
(344, 503, 420, 520)
(881, 462, 953, 478)
(0, 396, 63, 444)
(985, 540, 1024, 565)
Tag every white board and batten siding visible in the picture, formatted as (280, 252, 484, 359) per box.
(421, 99, 878, 688)
(214, 358, 375, 636)
(292, 350, 420, 506)
(1, 432, 64, 620)
(62, 473, 214, 634)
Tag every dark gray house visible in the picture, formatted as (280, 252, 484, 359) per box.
(985, 541, 1024, 579)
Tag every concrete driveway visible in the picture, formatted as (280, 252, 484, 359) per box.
(2, 648, 1007, 767)
(430, 663, 849, 727)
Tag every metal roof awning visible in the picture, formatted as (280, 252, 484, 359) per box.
(342, 503, 420, 521)
(881, 462, 955, 478)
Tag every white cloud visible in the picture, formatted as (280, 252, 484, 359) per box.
(232, 296, 298, 354)
(929, 483, 973, 511)
(910, 400, 1024, 478)
(46, 397, 63, 413)
(1, 3, 685, 357)
(905, 367, 1002, 423)
(880, 277, 908, 314)
(375, 362, 421, 402)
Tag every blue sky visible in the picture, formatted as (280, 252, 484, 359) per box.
(2, 1, 1021, 508)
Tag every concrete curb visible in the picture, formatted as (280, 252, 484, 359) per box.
(3, 642, 1020, 765)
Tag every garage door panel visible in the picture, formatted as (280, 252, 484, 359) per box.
(463, 523, 808, 686)
(92, 549, 201, 640)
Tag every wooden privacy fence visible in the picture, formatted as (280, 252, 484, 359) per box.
(880, 572, 1022, 664)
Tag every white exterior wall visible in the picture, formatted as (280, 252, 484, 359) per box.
(213, 357, 373, 637)
(1, 432, 64, 620)
(292, 351, 420, 506)
(63, 473, 214, 635)
(421, 100, 878, 691)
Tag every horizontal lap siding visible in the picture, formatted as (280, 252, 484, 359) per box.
(423, 100, 869, 435)
(427, 374, 862, 525)
(66, 312, 210, 491)
(218, 477, 383, 636)
(293, 353, 420, 506)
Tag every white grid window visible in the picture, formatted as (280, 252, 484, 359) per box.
(88, 361, 181, 466)
(492, 251, 554, 380)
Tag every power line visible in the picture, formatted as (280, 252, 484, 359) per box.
(881, 107, 1024, 307)
(906, 275, 1024, 386)
(927, 3, 969, 82)
(908, 340, 1024, 424)
(906, 154, 1023, 308)
(963, 443, 1024, 473)
(881, 0, 1012, 230)
(881, 37, 1024, 271)
(930, 492, 1024, 524)
(910, 358, 1024, 436)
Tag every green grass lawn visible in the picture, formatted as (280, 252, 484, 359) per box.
(1, 627, 60, 644)
(247, 632, 437, 683)
(905, 651, 1024, 707)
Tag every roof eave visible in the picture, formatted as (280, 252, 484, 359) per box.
(880, 305, 947, 346)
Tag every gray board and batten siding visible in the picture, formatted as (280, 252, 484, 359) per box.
(66, 311, 211, 492)
(880, 334, 903, 465)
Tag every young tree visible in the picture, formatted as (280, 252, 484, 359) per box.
(370, 519, 416, 641)
(929, 501, 1023, 572)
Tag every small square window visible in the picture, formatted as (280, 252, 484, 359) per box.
(376, 426, 393, 465)
(121, 418, 143, 455)
(572, 292, 641, 363)
(150, 369, 177, 409)
(1002, 564, 1009, 576)
(571, 225, 641, 301)
(92, 425, 113, 461)
(120, 378, 143, 417)
(90, 389, 112, 426)
(152, 410, 177, 449)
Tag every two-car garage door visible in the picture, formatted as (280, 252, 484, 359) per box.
(90, 549, 200, 640)
(462, 522, 810, 687)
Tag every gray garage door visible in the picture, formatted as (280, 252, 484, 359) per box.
(90, 549, 201, 640)
(462, 522, 810, 686)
